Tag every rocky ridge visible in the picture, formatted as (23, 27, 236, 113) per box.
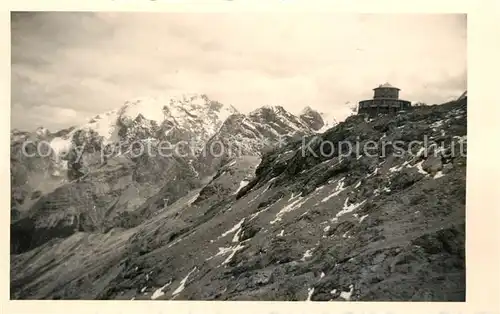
(10, 95, 330, 254)
(11, 98, 466, 301)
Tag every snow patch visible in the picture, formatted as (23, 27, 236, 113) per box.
(321, 178, 346, 203)
(248, 205, 271, 221)
(367, 167, 379, 177)
(234, 180, 250, 194)
(248, 179, 275, 204)
(187, 193, 199, 206)
(232, 226, 243, 243)
(433, 171, 445, 179)
(413, 160, 429, 175)
(121, 98, 166, 125)
(206, 247, 232, 261)
(206, 243, 246, 267)
(306, 287, 315, 301)
(333, 197, 367, 221)
(359, 214, 369, 223)
(389, 165, 402, 173)
(219, 218, 245, 239)
(151, 281, 172, 300)
(390, 160, 411, 173)
(339, 284, 354, 301)
(301, 249, 313, 261)
(416, 147, 426, 157)
(270, 193, 306, 224)
(172, 267, 197, 296)
(221, 243, 246, 266)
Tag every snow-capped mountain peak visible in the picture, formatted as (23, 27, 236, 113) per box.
(47, 93, 239, 157)
(118, 93, 236, 126)
(249, 105, 312, 131)
(299, 106, 316, 115)
(249, 105, 287, 115)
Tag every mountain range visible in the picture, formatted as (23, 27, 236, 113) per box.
(10, 93, 466, 301)
(10, 94, 346, 252)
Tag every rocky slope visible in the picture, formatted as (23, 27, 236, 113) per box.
(10, 96, 327, 254)
(10, 94, 236, 216)
(299, 106, 326, 131)
(196, 105, 321, 176)
(10, 127, 77, 220)
(11, 98, 466, 301)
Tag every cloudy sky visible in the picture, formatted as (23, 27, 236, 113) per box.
(11, 12, 466, 131)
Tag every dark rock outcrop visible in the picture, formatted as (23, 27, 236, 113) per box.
(299, 106, 325, 131)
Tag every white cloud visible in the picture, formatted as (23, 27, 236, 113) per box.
(11, 12, 466, 131)
(11, 103, 79, 131)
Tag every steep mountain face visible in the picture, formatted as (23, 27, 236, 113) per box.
(10, 153, 199, 254)
(10, 94, 236, 215)
(10, 96, 326, 254)
(10, 128, 74, 221)
(10, 94, 236, 252)
(46, 93, 239, 174)
(299, 106, 325, 131)
(11, 98, 466, 301)
(196, 106, 320, 176)
(114, 94, 238, 153)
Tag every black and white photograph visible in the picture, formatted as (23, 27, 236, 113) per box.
(10, 12, 467, 301)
